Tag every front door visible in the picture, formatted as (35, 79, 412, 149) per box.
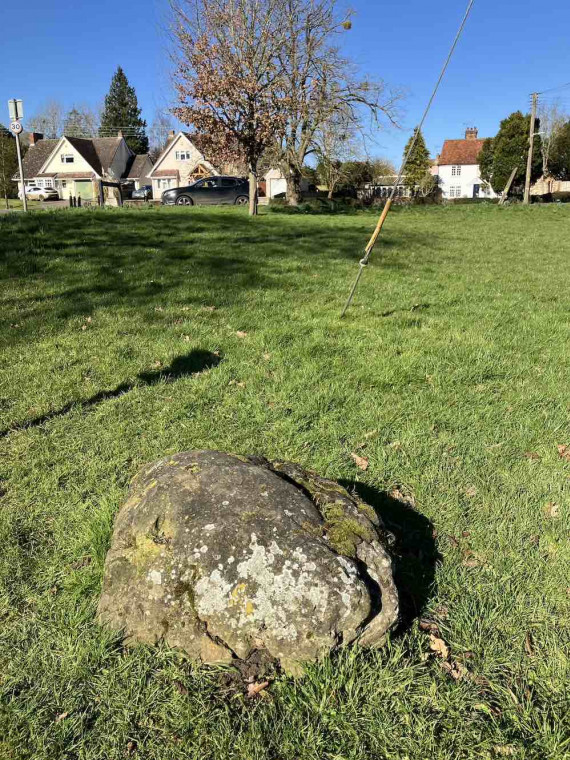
(473, 184, 480, 198)
(75, 180, 94, 200)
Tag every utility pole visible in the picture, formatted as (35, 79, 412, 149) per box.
(524, 92, 538, 205)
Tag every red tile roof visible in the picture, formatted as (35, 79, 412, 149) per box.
(153, 169, 179, 178)
(438, 138, 486, 166)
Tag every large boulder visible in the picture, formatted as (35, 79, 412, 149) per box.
(97, 451, 398, 672)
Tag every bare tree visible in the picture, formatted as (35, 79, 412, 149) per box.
(538, 100, 568, 178)
(63, 105, 100, 137)
(171, 0, 288, 215)
(314, 109, 362, 198)
(28, 100, 65, 138)
(149, 110, 175, 160)
(272, 0, 402, 204)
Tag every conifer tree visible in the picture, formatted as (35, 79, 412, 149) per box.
(489, 111, 542, 195)
(0, 124, 19, 206)
(403, 128, 431, 196)
(100, 67, 148, 154)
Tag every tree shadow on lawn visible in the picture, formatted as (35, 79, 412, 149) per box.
(341, 481, 440, 631)
(0, 349, 221, 439)
(1, 209, 443, 347)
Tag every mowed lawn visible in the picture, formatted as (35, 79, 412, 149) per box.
(1, 203, 569, 759)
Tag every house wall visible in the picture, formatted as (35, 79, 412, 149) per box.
(437, 164, 496, 199)
(42, 139, 97, 177)
(109, 140, 132, 180)
(152, 135, 205, 187)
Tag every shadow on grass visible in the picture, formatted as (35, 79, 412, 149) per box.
(0, 349, 220, 439)
(342, 481, 440, 631)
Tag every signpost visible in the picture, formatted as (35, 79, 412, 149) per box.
(8, 99, 27, 212)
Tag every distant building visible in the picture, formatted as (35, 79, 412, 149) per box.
(434, 128, 496, 200)
(263, 167, 310, 199)
(15, 132, 152, 201)
(148, 131, 218, 199)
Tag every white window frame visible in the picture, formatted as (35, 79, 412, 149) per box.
(175, 150, 192, 161)
(451, 165, 462, 176)
(61, 154, 74, 164)
(449, 185, 462, 198)
(44, 179, 53, 187)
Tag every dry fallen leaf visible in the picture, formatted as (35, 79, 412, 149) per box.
(350, 453, 369, 471)
(524, 452, 541, 461)
(465, 486, 478, 498)
(229, 380, 246, 388)
(390, 487, 415, 506)
(55, 711, 69, 723)
(524, 631, 534, 657)
(247, 680, 269, 699)
(125, 740, 138, 755)
(557, 444, 570, 461)
(419, 619, 440, 635)
(236, 330, 248, 338)
(544, 502, 560, 519)
(202, 305, 216, 312)
(440, 660, 467, 681)
(363, 429, 378, 439)
(462, 550, 486, 568)
(174, 680, 188, 696)
(263, 353, 271, 360)
(429, 633, 450, 660)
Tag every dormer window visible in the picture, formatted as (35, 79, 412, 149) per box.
(175, 150, 192, 161)
(61, 154, 74, 163)
(452, 165, 461, 176)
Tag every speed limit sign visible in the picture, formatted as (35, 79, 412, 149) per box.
(10, 120, 23, 134)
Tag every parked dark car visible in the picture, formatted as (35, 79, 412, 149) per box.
(161, 176, 249, 206)
(131, 185, 152, 200)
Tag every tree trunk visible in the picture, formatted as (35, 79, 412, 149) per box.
(327, 187, 334, 200)
(248, 168, 258, 216)
(286, 168, 302, 206)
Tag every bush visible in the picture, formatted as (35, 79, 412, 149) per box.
(268, 197, 367, 215)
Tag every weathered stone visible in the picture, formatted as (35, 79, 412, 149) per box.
(97, 451, 399, 671)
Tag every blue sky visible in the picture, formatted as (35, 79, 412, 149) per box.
(1, 0, 569, 164)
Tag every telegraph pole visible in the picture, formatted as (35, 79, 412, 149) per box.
(523, 92, 538, 205)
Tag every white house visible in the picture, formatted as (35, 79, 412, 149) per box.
(148, 131, 218, 199)
(263, 167, 310, 199)
(17, 132, 153, 201)
(434, 128, 496, 200)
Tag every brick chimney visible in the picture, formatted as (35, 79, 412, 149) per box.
(168, 130, 175, 138)
(465, 127, 478, 140)
(29, 132, 43, 146)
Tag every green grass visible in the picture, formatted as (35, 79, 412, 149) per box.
(1, 203, 569, 759)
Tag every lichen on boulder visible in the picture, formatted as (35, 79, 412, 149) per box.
(97, 450, 399, 672)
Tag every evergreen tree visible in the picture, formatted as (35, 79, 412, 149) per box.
(489, 111, 542, 195)
(403, 128, 431, 195)
(99, 67, 148, 154)
(0, 124, 19, 206)
(478, 137, 494, 187)
(548, 120, 570, 181)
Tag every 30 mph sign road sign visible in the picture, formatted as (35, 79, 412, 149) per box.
(10, 120, 23, 135)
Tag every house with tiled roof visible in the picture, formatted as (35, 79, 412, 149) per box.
(17, 132, 153, 201)
(433, 127, 496, 200)
(148, 131, 218, 199)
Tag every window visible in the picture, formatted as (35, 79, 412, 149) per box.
(175, 150, 192, 161)
(449, 185, 462, 198)
(36, 179, 44, 187)
(61, 181, 67, 189)
(221, 178, 237, 187)
(44, 179, 53, 188)
(61, 154, 74, 163)
(451, 165, 462, 176)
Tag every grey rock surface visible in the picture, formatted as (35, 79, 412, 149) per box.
(97, 451, 399, 671)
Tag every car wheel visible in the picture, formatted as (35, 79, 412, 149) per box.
(176, 195, 193, 206)
(39, 195, 45, 201)
(235, 195, 249, 206)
